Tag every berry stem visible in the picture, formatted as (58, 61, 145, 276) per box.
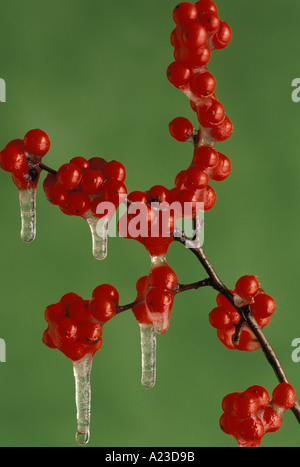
(37, 162, 57, 175)
(173, 228, 300, 423)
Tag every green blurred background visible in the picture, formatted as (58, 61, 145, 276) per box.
(0, 0, 300, 447)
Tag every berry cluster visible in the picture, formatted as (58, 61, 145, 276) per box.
(132, 264, 178, 334)
(209, 275, 276, 351)
(43, 157, 127, 219)
(0, 129, 50, 190)
(220, 383, 297, 447)
(42, 284, 119, 361)
(167, 1, 232, 217)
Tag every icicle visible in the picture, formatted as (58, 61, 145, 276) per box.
(150, 254, 167, 268)
(73, 353, 93, 446)
(139, 323, 156, 389)
(84, 211, 108, 260)
(19, 188, 37, 243)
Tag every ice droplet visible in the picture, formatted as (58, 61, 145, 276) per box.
(139, 323, 156, 389)
(73, 353, 93, 446)
(84, 211, 108, 260)
(19, 188, 37, 243)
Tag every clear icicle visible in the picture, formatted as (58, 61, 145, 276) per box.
(84, 211, 108, 260)
(73, 353, 93, 446)
(139, 323, 156, 389)
(19, 188, 37, 243)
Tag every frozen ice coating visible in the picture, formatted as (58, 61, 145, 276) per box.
(150, 254, 167, 268)
(19, 188, 37, 243)
(84, 211, 109, 260)
(139, 323, 156, 389)
(73, 353, 93, 446)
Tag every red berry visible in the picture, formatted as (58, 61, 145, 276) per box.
(272, 383, 297, 410)
(209, 306, 232, 329)
(193, 145, 219, 170)
(147, 185, 171, 204)
(197, 100, 225, 127)
(175, 170, 187, 188)
(128, 191, 148, 204)
(211, 152, 231, 181)
(177, 44, 211, 67)
(0, 145, 27, 173)
(235, 275, 260, 299)
(219, 412, 239, 436)
(67, 191, 91, 216)
(89, 297, 116, 323)
(23, 129, 50, 156)
(103, 160, 126, 182)
(60, 342, 88, 361)
(182, 23, 207, 49)
(12, 167, 40, 190)
(239, 416, 264, 441)
(45, 183, 68, 206)
(167, 61, 191, 89)
(250, 293, 276, 319)
(173, 2, 199, 26)
(146, 288, 174, 315)
(70, 157, 90, 171)
(169, 117, 194, 142)
(247, 385, 270, 409)
(57, 163, 82, 190)
(60, 292, 82, 306)
(190, 71, 216, 98)
(101, 179, 128, 206)
(54, 316, 79, 344)
(42, 328, 57, 349)
(149, 265, 178, 292)
(195, 0, 218, 14)
(88, 157, 106, 170)
(232, 392, 259, 419)
(80, 169, 104, 195)
(183, 166, 209, 190)
(260, 406, 282, 433)
(210, 116, 233, 142)
(199, 11, 220, 33)
(222, 392, 239, 412)
(79, 322, 103, 344)
(68, 299, 91, 323)
(201, 185, 216, 211)
(211, 21, 232, 49)
(92, 284, 119, 303)
(44, 303, 66, 323)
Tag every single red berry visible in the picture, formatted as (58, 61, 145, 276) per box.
(195, 0, 218, 14)
(197, 100, 225, 127)
(68, 299, 91, 323)
(147, 185, 171, 204)
(239, 416, 264, 441)
(57, 162, 82, 191)
(247, 385, 270, 409)
(80, 169, 105, 195)
(172, 2, 199, 26)
(182, 22, 208, 49)
(132, 302, 153, 325)
(250, 293, 276, 319)
(60, 342, 88, 361)
(174, 170, 187, 188)
(211, 21, 232, 49)
(177, 44, 211, 67)
(90, 297, 116, 323)
(44, 303, 66, 323)
(0, 145, 27, 173)
(54, 316, 79, 344)
(136, 276, 150, 298)
(23, 129, 51, 156)
(209, 306, 232, 330)
(170, 27, 183, 49)
(128, 190, 148, 204)
(199, 11, 220, 33)
(221, 392, 240, 412)
(169, 117, 194, 142)
(167, 61, 191, 89)
(211, 152, 231, 181)
(88, 157, 106, 170)
(67, 191, 91, 216)
(260, 406, 282, 433)
(149, 265, 178, 292)
(146, 288, 174, 315)
(183, 166, 209, 189)
(45, 183, 68, 206)
(193, 145, 219, 170)
(103, 160, 126, 182)
(92, 284, 119, 303)
(42, 328, 57, 349)
(235, 275, 260, 299)
(79, 322, 103, 344)
(190, 71, 216, 98)
(232, 391, 259, 419)
(272, 383, 297, 410)
(70, 156, 90, 171)
(101, 179, 128, 206)
(5, 139, 25, 149)
(219, 412, 239, 436)
(201, 185, 216, 211)
(210, 116, 233, 142)
(60, 292, 82, 306)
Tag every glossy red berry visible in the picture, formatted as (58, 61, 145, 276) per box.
(79, 322, 103, 344)
(23, 129, 51, 156)
(88, 157, 106, 170)
(197, 100, 225, 127)
(80, 169, 104, 195)
(68, 299, 91, 323)
(261, 407, 282, 433)
(195, 0, 218, 14)
(89, 297, 116, 323)
(59, 292, 82, 306)
(178, 44, 211, 67)
(167, 61, 191, 89)
(201, 185, 216, 211)
(54, 316, 79, 344)
(146, 288, 174, 315)
(103, 160, 126, 182)
(211, 21, 232, 49)
(211, 152, 231, 181)
(101, 179, 128, 206)
(209, 306, 232, 329)
(199, 11, 220, 32)
(57, 163, 82, 191)
(250, 293, 276, 319)
(232, 392, 259, 419)
(173, 2, 199, 26)
(210, 116, 233, 142)
(193, 145, 219, 170)
(44, 303, 66, 323)
(70, 156, 90, 171)
(239, 416, 264, 442)
(67, 191, 91, 216)
(0, 145, 27, 174)
(235, 275, 260, 299)
(45, 183, 68, 206)
(272, 383, 297, 410)
(190, 71, 216, 98)
(182, 22, 207, 49)
(92, 284, 119, 303)
(183, 166, 209, 190)
(169, 117, 194, 142)
(149, 265, 178, 292)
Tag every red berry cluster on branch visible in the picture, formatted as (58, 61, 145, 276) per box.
(0, 129, 50, 189)
(43, 284, 119, 361)
(132, 264, 179, 334)
(43, 157, 127, 219)
(220, 383, 297, 447)
(209, 275, 276, 351)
